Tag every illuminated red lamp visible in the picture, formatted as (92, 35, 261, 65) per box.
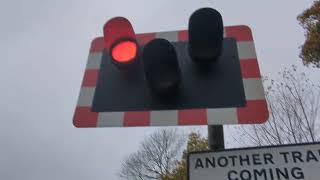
(103, 17, 138, 65)
(111, 41, 137, 63)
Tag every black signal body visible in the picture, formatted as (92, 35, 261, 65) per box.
(143, 39, 181, 97)
(91, 38, 245, 112)
(91, 8, 245, 113)
(188, 8, 224, 62)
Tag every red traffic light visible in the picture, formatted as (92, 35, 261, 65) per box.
(103, 17, 138, 65)
(111, 40, 137, 63)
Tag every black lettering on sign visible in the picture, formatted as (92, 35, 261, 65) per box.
(275, 167, 289, 179)
(227, 167, 305, 180)
(239, 155, 250, 166)
(306, 150, 318, 162)
(195, 158, 204, 169)
(218, 156, 228, 167)
(252, 154, 262, 165)
(263, 153, 274, 164)
(253, 168, 267, 179)
(229, 155, 237, 167)
(291, 167, 304, 179)
(240, 170, 251, 180)
(205, 157, 215, 168)
(292, 151, 304, 163)
(269, 168, 274, 179)
(279, 152, 290, 163)
(228, 170, 238, 180)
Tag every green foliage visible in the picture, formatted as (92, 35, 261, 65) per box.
(163, 132, 208, 180)
(297, 1, 320, 67)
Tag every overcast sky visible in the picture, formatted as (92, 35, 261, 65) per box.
(0, 0, 317, 179)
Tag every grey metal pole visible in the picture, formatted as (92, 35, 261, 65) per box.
(208, 125, 224, 150)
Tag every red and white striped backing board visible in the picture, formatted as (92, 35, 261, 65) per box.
(73, 25, 269, 128)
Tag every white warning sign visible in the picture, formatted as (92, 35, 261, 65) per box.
(188, 143, 320, 180)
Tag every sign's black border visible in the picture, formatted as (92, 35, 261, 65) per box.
(187, 142, 320, 180)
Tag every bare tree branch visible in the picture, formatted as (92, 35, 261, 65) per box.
(235, 66, 320, 147)
(119, 128, 186, 180)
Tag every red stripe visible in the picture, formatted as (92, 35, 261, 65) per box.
(178, 30, 188, 41)
(136, 33, 156, 45)
(73, 107, 98, 127)
(178, 109, 207, 125)
(237, 100, 269, 124)
(123, 111, 150, 126)
(225, 25, 253, 41)
(90, 37, 104, 53)
(240, 59, 261, 78)
(82, 69, 99, 87)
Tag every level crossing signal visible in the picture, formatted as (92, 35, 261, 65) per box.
(73, 8, 268, 127)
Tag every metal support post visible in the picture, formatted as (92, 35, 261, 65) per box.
(208, 125, 225, 150)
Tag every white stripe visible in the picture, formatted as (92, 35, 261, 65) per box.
(237, 41, 257, 59)
(150, 110, 178, 126)
(207, 108, 238, 124)
(86, 52, 102, 69)
(97, 112, 124, 127)
(77, 87, 95, 106)
(243, 78, 266, 100)
(156, 31, 178, 42)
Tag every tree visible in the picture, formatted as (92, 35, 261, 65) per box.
(163, 132, 208, 180)
(118, 128, 186, 180)
(235, 65, 320, 146)
(119, 130, 208, 180)
(297, 1, 320, 67)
